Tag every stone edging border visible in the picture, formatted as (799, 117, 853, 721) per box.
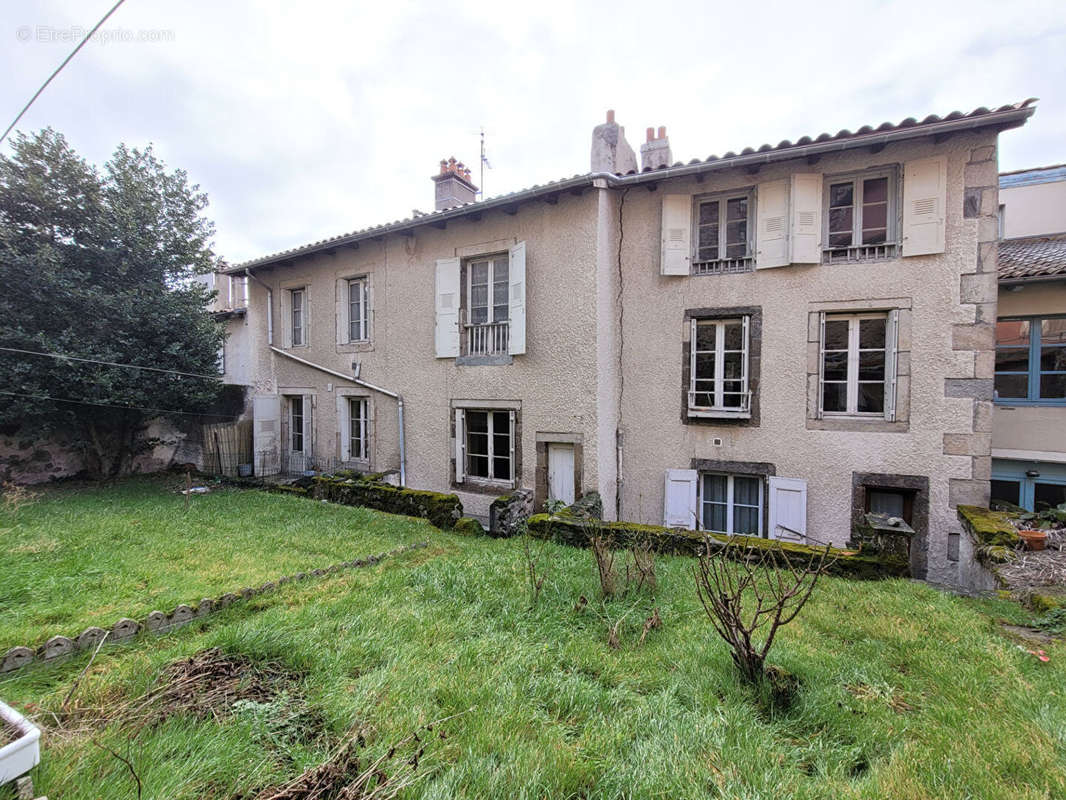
(0, 541, 428, 675)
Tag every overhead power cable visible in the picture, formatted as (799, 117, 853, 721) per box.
(1, 0, 128, 145)
(0, 346, 221, 380)
(0, 389, 236, 419)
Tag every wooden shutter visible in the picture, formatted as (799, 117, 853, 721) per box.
(435, 258, 461, 358)
(454, 408, 465, 483)
(663, 469, 698, 529)
(902, 156, 947, 256)
(756, 179, 789, 269)
(660, 194, 692, 276)
(337, 395, 350, 462)
(768, 476, 807, 542)
(884, 309, 900, 422)
(508, 241, 527, 355)
(740, 315, 751, 409)
(336, 279, 349, 346)
(252, 394, 281, 475)
(281, 290, 293, 348)
(790, 173, 822, 264)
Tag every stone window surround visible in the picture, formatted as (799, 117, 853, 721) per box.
(681, 305, 763, 427)
(806, 297, 912, 433)
(336, 270, 375, 355)
(850, 471, 929, 578)
(449, 398, 523, 495)
(335, 387, 374, 471)
(534, 432, 584, 511)
(690, 458, 776, 537)
(278, 387, 317, 466)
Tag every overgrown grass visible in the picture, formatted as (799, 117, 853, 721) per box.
(0, 475, 435, 647)
(1, 481, 1063, 798)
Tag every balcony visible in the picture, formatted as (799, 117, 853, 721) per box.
(464, 319, 510, 357)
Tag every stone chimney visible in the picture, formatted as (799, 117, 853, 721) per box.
(590, 109, 638, 174)
(640, 126, 672, 171)
(432, 157, 478, 210)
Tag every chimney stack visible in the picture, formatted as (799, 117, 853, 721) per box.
(432, 157, 478, 211)
(640, 125, 672, 171)
(590, 109, 637, 174)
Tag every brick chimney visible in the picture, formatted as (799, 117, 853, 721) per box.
(590, 109, 638, 174)
(432, 157, 478, 211)
(640, 126, 672, 171)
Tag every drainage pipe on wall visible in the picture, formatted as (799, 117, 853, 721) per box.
(269, 347, 406, 486)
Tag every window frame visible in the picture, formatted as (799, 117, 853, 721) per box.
(465, 254, 510, 327)
(290, 396, 304, 454)
(348, 396, 369, 462)
(291, 287, 306, 347)
(463, 408, 515, 486)
(698, 472, 764, 536)
(994, 315, 1066, 406)
(347, 277, 368, 342)
(691, 188, 755, 274)
(819, 311, 898, 419)
(688, 316, 751, 417)
(821, 167, 900, 260)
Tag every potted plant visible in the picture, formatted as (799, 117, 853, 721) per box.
(0, 699, 41, 785)
(1018, 528, 1048, 551)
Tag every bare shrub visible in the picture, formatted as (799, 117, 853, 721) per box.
(589, 534, 618, 598)
(522, 533, 548, 610)
(694, 536, 830, 684)
(637, 607, 662, 647)
(625, 542, 657, 593)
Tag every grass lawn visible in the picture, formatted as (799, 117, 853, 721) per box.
(1, 479, 1064, 799)
(0, 475, 435, 648)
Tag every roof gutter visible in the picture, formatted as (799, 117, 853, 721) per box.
(269, 346, 407, 487)
(229, 104, 1035, 273)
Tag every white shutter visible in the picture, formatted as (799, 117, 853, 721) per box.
(508, 241, 527, 355)
(435, 257, 461, 358)
(768, 476, 807, 542)
(884, 309, 899, 422)
(740, 315, 751, 409)
(756, 179, 789, 269)
(338, 395, 350, 462)
(902, 156, 947, 256)
(454, 408, 465, 483)
(816, 311, 826, 419)
(663, 469, 698, 529)
(281, 290, 293, 348)
(336, 279, 349, 346)
(303, 394, 314, 461)
(790, 173, 822, 264)
(252, 394, 281, 475)
(508, 410, 517, 484)
(660, 194, 691, 276)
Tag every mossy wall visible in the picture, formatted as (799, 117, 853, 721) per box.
(526, 514, 909, 580)
(957, 505, 1021, 565)
(268, 476, 463, 529)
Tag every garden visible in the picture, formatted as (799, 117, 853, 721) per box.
(1, 477, 1064, 799)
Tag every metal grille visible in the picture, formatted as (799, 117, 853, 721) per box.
(465, 320, 510, 356)
(693, 257, 754, 276)
(821, 243, 900, 264)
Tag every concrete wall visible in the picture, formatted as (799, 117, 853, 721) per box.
(613, 132, 998, 587)
(1001, 180, 1066, 238)
(248, 191, 607, 517)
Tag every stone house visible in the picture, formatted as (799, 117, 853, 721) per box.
(992, 164, 1066, 510)
(221, 100, 1036, 589)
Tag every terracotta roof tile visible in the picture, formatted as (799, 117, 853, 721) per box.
(999, 233, 1066, 281)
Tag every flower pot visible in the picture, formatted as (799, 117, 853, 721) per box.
(1019, 529, 1048, 551)
(0, 699, 41, 784)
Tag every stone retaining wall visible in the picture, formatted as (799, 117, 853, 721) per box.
(1, 541, 426, 675)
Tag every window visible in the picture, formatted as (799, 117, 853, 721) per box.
(700, 473, 762, 535)
(865, 488, 913, 524)
(291, 288, 306, 347)
(694, 191, 753, 274)
(462, 255, 510, 356)
(992, 459, 1066, 511)
(820, 312, 897, 417)
(348, 397, 368, 461)
(348, 278, 368, 342)
(994, 317, 1066, 404)
(229, 275, 248, 308)
(689, 316, 750, 416)
(823, 169, 898, 262)
(990, 478, 1021, 508)
(463, 409, 514, 483)
(290, 396, 304, 453)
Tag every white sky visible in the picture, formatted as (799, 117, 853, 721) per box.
(2, 0, 1064, 263)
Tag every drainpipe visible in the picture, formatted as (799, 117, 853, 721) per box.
(269, 347, 406, 486)
(244, 268, 273, 345)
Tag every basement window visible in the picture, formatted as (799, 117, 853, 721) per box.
(700, 473, 763, 535)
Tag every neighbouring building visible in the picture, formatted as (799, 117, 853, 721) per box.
(223, 101, 1037, 590)
(992, 164, 1066, 510)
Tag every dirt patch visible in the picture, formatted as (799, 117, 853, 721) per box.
(1000, 623, 1059, 646)
(1, 718, 24, 747)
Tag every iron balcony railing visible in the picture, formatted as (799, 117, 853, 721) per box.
(464, 318, 510, 356)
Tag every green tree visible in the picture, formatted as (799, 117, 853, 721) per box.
(0, 128, 225, 477)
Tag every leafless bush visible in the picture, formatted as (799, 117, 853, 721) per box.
(625, 542, 657, 593)
(694, 536, 830, 684)
(522, 532, 548, 610)
(590, 534, 618, 598)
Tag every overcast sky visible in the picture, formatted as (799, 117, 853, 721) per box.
(2, 0, 1064, 264)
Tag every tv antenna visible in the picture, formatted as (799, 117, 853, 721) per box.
(478, 127, 492, 198)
